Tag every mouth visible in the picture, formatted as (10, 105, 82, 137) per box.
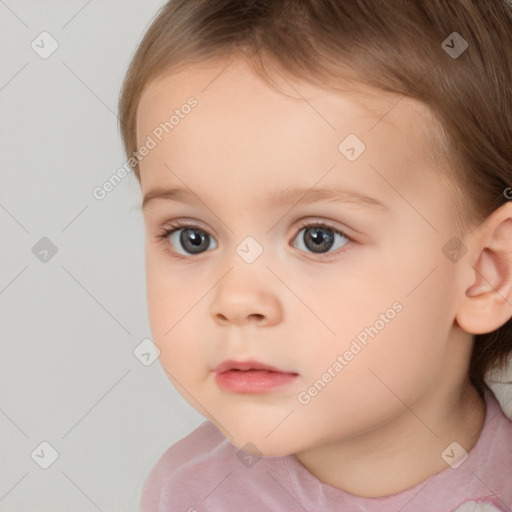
(212, 359, 299, 394)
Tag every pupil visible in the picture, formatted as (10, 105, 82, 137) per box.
(305, 227, 334, 253)
(180, 228, 208, 254)
(312, 229, 323, 244)
(189, 231, 202, 246)
(178, 226, 336, 255)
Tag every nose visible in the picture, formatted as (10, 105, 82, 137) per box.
(209, 273, 282, 327)
(216, 311, 265, 323)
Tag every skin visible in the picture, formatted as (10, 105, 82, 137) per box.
(136, 56, 512, 498)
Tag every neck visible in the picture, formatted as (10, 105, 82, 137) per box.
(293, 379, 486, 498)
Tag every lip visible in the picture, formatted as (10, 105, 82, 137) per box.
(213, 359, 295, 374)
(213, 359, 299, 394)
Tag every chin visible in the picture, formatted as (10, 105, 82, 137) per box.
(234, 438, 297, 458)
(223, 425, 303, 457)
(206, 407, 311, 455)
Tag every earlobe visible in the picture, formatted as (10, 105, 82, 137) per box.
(455, 203, 512, 335)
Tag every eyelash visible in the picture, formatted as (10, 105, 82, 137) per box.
(155, 219, 354, 262)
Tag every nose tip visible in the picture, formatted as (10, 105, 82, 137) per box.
(215, 312, 265, 323)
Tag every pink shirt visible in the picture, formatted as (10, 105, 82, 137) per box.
(140, 387, 512, 511)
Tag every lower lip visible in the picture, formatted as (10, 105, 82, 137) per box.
(214, 369, 298, 393)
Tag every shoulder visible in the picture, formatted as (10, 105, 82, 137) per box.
(140, 421, 235, 511)
(466, 388, 512, 503)
(149, 420, 229, 475)
(485, 386, 512, 447)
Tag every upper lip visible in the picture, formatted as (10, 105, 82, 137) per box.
(213, 359, 297, 374)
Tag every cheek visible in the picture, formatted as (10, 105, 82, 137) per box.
(366, 281, 451, 391)
(277, 288, 451, 452)
(145, 250, 188, 358)
(145, 249, 219, 379)
(297, 256, 453, 410)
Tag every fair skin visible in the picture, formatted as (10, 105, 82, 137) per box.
(136, 56, 512, 498)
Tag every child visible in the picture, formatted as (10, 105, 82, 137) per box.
(118, 0, 512, 510)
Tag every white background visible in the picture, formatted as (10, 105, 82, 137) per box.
(1, 1, 512, 511)
(0, 1, 204, 510)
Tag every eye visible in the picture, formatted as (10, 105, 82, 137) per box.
(156, 219, 352, 260)
(292, 220, 350, 256)
(158, 221, 218, 257)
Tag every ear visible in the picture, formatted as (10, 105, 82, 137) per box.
(455, 201, 512, 335)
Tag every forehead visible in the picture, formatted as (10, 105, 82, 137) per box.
(136, 57, 439, 208)
(137, 57, 432, 137)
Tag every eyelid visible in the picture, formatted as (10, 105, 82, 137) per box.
(155, 217, 354, 243)
(294, 217, 353, 240)
(155, 217, 356, 261)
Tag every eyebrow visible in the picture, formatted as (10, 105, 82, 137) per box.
(142, 185, 389, 212)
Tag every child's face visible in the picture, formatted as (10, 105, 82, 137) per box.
(137, 57, 470, 456)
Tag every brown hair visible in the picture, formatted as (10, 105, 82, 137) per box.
(118, 0, 512, 397)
